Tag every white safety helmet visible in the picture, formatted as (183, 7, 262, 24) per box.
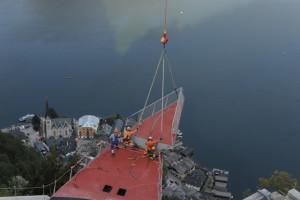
(126, 126, 132, 131)
(148, 136, 153, 141)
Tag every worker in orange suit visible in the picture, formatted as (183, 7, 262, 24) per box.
(123, 126, 138, 148)
(145, 136, 159, 159)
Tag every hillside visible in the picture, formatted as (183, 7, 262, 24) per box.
(0, 132, 79, 196)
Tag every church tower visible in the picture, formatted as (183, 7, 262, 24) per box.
(44, 97, 51, 138)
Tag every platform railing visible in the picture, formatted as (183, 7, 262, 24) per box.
(157, 153, 163, 200)
(127, 88, 183, 128)
(171, 88, 184, 145)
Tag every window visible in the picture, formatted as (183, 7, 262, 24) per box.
(103, 185, 112, 193)
(117, 188, 127, 196)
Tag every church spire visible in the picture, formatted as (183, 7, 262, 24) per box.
(45, 96, 50, 119)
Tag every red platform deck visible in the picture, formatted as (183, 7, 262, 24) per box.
(52, 89, 184, 200)
(132, 102, 177, 147)
(52, 146, 162, 200)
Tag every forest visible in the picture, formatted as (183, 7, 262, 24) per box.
(0, 131, 80, 196)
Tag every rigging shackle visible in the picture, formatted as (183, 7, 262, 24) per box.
(160, 30, 168, 45)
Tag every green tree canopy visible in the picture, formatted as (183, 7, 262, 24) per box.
(31, 115, 41, 132)
(48, 107, 59, 118)
(0, 132, 80, 196)
(258, 170, 300, 194)
(242, 188, 252, 198)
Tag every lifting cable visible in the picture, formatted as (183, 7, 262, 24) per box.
(162, 0, 177, 95)
(138, 49, 164, 125)
(139, 0, 178, 141)
(165, 49, 178, 96)
(164, 0, 167, 33)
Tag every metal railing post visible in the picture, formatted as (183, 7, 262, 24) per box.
(152, 103, 156, 116)
(69, 167, 73, 180)
(165, 96, 169, 108)
(14, 185, 16, 196)
(53, 180, 57, 194)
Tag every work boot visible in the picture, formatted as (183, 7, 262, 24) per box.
(116, 146, 119, 150)
(110, 153, 115, 157)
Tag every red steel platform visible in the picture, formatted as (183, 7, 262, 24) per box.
(52, 89, 184, 200)
(52, 146, 162, 200)
(132, 102, 177, 147)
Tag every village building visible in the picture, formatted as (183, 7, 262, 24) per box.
(42, 98, 75, 139)
(43, 117, 75, 138)
(100, 123, 112, 135)
(78, 115, 100, 139)
(183, 169, 206, 192)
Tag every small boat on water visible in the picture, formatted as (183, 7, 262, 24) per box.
(19, 114, 35, 122)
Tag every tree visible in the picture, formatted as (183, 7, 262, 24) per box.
(243, 188, 252, 198)
(258, 170, 300, 194)
(0, 184, 10, 197)
(163, 164, 168, 178)
(8, 176, 29, 195)
(31, 115, 41, 132)
(0, 132, 79, 196)
(48, 107, 59, 118)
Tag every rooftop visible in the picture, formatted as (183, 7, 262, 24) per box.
(243, 188, 300, 200)
(214, 181, 227, 188)
(181, 147, 194, 157)
(288, 189, 300, 200)
(214, 176, 228, 183)
(51, 118, 73, 129)
(0, 195, 50, 200)
(78, 115, 100, 131)
(172, 157, 196, 175)
(183, 169, 206, 187)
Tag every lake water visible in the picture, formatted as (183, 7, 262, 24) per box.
(1, 0, 300, 198)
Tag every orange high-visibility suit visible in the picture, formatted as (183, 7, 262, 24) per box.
(145, 140, 159, 158)
(123, 129, 137, 147)
(145, 140, 158, 151)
